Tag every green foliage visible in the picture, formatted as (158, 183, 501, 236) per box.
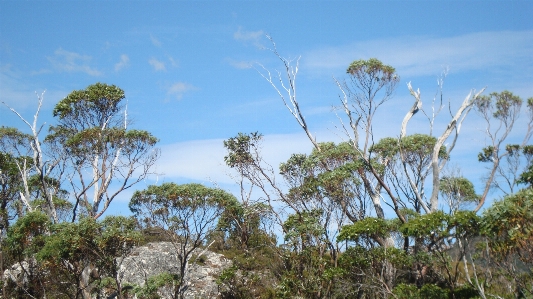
(275, 248, 336, 299)
(216, 244, 280, 299)
(130, 182, 235, 217)
(478, 145, 496, 163)
(339, 246, 411, 270)
(518, 145, 533, 188)
(0, 126, 31, 151)
(29, 216, 140, 298)
(519, 164, 533, 187)
(0, 152, 26, 229)
(347, 58, 398, 82)
(393, 283, 450, 299)
(371, 134, 448, 168)
(223, 132, 263, 168)
(4, 211, 50, 259)
(53, 82, 125, 120)
(130, 182, 235, 298)
(336, 246, 413, 297)
(283, 209, 324, 247)
(47, 83, 159, 220)
(36, 217, 100, 265)
(439, 177, 479, 203)
(217, 264, 270, 299)
(474, 91, 523, 120)
(481, 188, 533, 258)
(280, 141, 365, 222)
(216, 197, 271, 250)
(448, 211, 481, 236)
(400, 211, 449, 239)
(129, 183, 239, 250)
(399, 211, 480, 241)
(337, 217, 396, 242)
(277, 211, 338, 298)
(99, 216, 141, 258)
(133, 272, 178, 299)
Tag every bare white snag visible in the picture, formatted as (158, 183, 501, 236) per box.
(427, 88, 485, 211)
(2, 92, 59, 222)
(256, 35, 321, 152)
(401, 82, 422, 138)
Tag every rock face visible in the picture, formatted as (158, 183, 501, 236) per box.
(118, 242, 231, 299)
(3, 259, 35, 286)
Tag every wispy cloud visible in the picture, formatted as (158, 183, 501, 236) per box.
(114, 54, 130, 72)
(150, 34, 162, 47)
(47, 48, 102, 76)
(226, 58, 253, 69)
(234, 26, 264, 48)
(304, 30, 533, 77)
(149, 57, 166, 71)
(167, 82, 196, 100)
(168, 56, 179, 68)
(0, 64, 66, 111)
(157, 132, 319, 184)
(29, 69, 52, 76)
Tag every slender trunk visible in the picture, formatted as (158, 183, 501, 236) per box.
(80, 264, 95, 299)
(382, 236, 397, 291)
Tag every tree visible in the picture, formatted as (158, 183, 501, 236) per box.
(0, 151, 25, 236)
(47, 83, 160, 220)
(129, 182, 235, 299)
(31, 216, 140, 299)
(481, 188, 533, 296)
(253, 38, 490, 296)
(1, 84, 159, 222)
(474, 92, 533, 212)
(1, 85, 158, 298)
(1, 94, 63, 223)
(439, 176, 479, 212)
(3, 211, 50, 298)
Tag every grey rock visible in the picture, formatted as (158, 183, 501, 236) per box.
(118, 242, 231, 299)
(3, 259, 34, 286)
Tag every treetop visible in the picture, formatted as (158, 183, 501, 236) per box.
(53, 83, 125, 120)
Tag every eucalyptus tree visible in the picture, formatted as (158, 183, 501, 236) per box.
(130, 182, 235, 299)
(251, 37, 489, 295)
(33, 215, 140, 299)
(2, 84, 159, 222)
(474, 92, 533, 211)
(481, 188, 533, 296)
(48, 83, 160, 220)
(0, 151, 25, 235)
(261, 43, 483, 215)
(1, 94, 63, 223)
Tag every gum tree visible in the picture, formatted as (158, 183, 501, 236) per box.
(129, 182, 235, 299)
(48, 83, 160, 220)
(1, 94, 63, 223)
(474, 92, 533, 212)
(254, 37, 486, 295)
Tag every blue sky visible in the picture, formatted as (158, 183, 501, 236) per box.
(1, 1, 532, 216)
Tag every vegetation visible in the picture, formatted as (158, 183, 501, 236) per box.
(0, 55, 532, 299)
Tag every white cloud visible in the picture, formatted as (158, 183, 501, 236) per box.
(150, 34, 162, 47)
(304, 30, 533, 78)
(234, 27, 264, 47)
(0, 64, 65, 111)
(29, 69, 52, 76)
(167, 82, 196, 100)
(114, 54, 130, 71)
(226, 58, 252, 69)
(149, 57, 166, 71)
(156, 132, 319, 185)
(167, 56, 179, 68)
(47, 48, 102, 76)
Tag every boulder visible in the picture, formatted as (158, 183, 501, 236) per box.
(118, 242, 231, 299)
